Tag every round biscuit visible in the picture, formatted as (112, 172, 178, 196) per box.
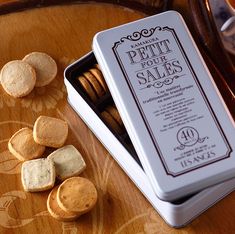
(101, 110, 124, 135)
(83, 71, 105, 97)
(57, 177, 98, 214)
(0, 60, 36, 97)
(47, 186, 80, 221)
(23, 52, 57, 87)
(8, 127, 45, 161)
(89, 67, 108, 92)
(78, 75, 98, 103)
(105, 105, 124, 128)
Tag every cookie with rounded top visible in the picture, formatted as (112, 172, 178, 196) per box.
(57, 177, 97, 214)
(47, 185, 79, 221)
(1, 60, 36, 97)
(23, 52, 57, 87)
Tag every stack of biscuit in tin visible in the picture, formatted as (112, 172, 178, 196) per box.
(77, 64, 125, 135)
(77, 64, 108, 102)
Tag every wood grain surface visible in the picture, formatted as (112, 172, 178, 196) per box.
(0, 2, 235, 234)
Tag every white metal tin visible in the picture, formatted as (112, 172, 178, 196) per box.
(93, 10, 235, 201)
(64, 52, 235, 227)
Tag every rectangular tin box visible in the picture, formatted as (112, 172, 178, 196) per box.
(64, 51, 235, 228)
(92, 11, 235, 201)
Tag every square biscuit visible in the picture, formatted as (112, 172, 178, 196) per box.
(33, 116, 68, 148)
(21, 158, 56, 192)
(47, 145, 86, 181)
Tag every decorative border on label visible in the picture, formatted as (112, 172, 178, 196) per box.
(112, 26, 232, 177)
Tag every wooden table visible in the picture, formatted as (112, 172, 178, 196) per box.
(0, 1, 235, 233)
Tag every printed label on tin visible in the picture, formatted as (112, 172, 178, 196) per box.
(112, 26, 231, 176)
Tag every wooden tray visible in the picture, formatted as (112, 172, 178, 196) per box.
(0, 1, 235, 233)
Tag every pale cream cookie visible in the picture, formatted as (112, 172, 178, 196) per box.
(23, 52, 57, 87)
(33, 115, 68, 148)
(57, 177, 97, 214)
(21, 158, 56, 192)
(0, 60, 36, 97)
(47, 145, 86, 181)
(8, 127, 45, 161)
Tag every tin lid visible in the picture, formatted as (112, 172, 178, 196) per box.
(92, 10, 235, 201)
